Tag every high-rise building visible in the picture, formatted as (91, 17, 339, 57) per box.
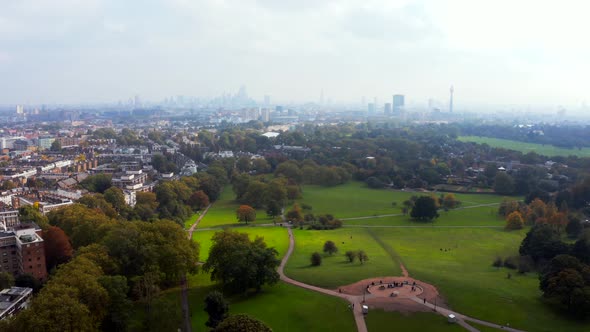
(260, 108, 270, 122)
(15, 105, 24, 115)
(393, 95, 405, 113)
(0, 225, 47, 282)
(264, 95, 271, 106)
(367, 103, 376, 113)
(384, 103, 392, 115)
(449, 86, 454, 113)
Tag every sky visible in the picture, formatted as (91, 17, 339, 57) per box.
(1, 0, 589, 107)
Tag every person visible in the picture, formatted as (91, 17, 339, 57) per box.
(423, 298, 426, 304)
(339, 288, 342, 293)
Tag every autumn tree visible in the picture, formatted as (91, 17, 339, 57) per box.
(323, 240, 338, 255)
(286, 203, 304, 223)
(236, 205, 256, 224)
(505, 211, 524, 230)
(43, 226, 74, 270)
(442, 193, 460, 210)
(188, 190, 210, 211)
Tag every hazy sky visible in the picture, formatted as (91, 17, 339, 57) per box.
(1, 0, 589, 107)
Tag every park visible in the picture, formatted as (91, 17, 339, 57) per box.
(140, 181, 589, 331)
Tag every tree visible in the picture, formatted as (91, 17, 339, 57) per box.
(505, 211, 524, 230)
(286, 203, 304, 223)
(410, 196, 439, 222)
(50, 140, 62, 151)
(204, 291, 229, 328)
(0, 271, 14, 289)
(42, 226, 73, 271)
(310, 252, 322, 266)
(98, 275, 132, 332)
(203, 229, 280, 293)
(493, 172, 515, 195)
(357, 250, 369, 264)
(15, 274, 42, 293)
(80, 174, 112, 194)
(188, 190, 210, 211)
(566, 217, 583, 239)
(323, 240, 338, 255)
(442, 193, 460, 210)
(236, 205, 256, 224)
(103, 187, 126, 213)
(540, 255, 590, 317)
(519, 224, 570, 263)
(212, 314, 272, 332)
(345, 251, 356, 263)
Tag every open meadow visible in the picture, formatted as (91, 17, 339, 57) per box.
(458, 136, 590, 157)
(365, 311, 464, 332)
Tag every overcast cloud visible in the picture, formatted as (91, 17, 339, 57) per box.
(0, 0, 589, 107)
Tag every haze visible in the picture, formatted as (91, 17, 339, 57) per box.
(1, 0, 589, 107)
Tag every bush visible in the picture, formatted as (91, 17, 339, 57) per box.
(503, 256, 519, 269)
(518, 255, 534, 274)
(492, 256, 503, 268)
(311, 252, 322, 266)
(505, 211, 524, 230)
(323, 241, 338, 255)
(345, 251, 356, 263)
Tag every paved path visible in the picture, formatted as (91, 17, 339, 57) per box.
(278, 227, 369, 332)
(187, 204, 212, 240)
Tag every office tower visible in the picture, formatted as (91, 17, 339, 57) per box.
(384, 103, 392, 115)
(16, 105, 24, 114)
(264, 95, 270, 106)
(393, 94, 405, 113)
(367, 103, 376, 113)
(449, 86, 454, 113)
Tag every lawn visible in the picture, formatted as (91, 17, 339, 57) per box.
(130, 273, 356, 332)
(365, 311, 465, 332)
(297, 181, 518, 220)
(284, 227, 402, 288)
(458, 136, 590, 158)
(193, 226, 289, 261)
(198, 186, 274, 228)
(372, 227, 590, 332)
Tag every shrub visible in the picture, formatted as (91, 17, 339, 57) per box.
(311, 252, 322, 266)
(323, 241, 338, 255)
(506, 211, 524, 230)
(492, 256, 503, 268)
(518, 255, 534, 274)
(503, 256, 519, 269)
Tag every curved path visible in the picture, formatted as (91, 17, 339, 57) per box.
(279, 226, 527, 332)
(278, 227, 369, 332)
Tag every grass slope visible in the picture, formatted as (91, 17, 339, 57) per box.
(198, 186, 273, 228)
(459, 136, 590, 158)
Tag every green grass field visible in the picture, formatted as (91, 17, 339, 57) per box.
(459, 136, 590, 157)
(193, 226, 289, 262)
(284, 228, 402, 288)
(365, 311, 464, 332)
(297, 182, 518, 220)
(197, 186, 274, 229)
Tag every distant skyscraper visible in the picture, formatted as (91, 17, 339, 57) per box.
(384, 103, 392, 115)
(367, 103, 376, 113)
(15, 105, 24, 114)
(449, 86, 454, 113)
(133, 95, 141, 108)
(361, 96, 366, 108)
(264, 95, 270, 106)
(320, 89, 324, 105)
(393, 94, 405, 113)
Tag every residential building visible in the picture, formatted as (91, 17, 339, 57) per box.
(0, 287, 33, 320)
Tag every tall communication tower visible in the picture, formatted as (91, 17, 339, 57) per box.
(449, 85, 454, 113)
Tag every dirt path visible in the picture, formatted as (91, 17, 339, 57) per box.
(187, 204, 212, 240)
(180, 204, 212, 332)
(340, 202, 502, 221)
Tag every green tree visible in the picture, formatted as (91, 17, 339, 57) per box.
(203, 229, 280, 293)
(204, 291, 229, 328)
(0, 271, 14, 289)
(357, 250, 369, 264)
(323, 240, 338, 255)
(345, 251, 356, 263)
(212, 314, 272, 332)
(98, 275, 132, 332)
(493, 172, 515, 195)
(311, 252, 322, 266)
(410, 196, 439, 222)
(103, 187, 126, 213)
(50, 139, 62, 151)
(80, 174, 112, 194)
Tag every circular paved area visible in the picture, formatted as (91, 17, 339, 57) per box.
(367, 282, 423, 298)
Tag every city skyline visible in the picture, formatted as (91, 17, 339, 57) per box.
(1, 0, 589, 107)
